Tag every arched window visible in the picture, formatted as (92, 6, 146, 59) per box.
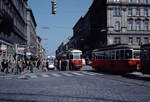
(115, 21, 120, 31)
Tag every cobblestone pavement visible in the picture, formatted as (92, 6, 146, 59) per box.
(0, 66, 150, 102)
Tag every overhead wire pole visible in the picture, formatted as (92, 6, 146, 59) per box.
(51, 0, 56, 14)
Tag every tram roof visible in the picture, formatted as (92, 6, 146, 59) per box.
(93, 44, 140, 52)
(68, 49, 82, 53)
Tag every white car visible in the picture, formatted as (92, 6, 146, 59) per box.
(82, 59, 86, 66)
(48, 62, 55, 70)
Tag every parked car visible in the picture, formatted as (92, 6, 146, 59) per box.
(82, 59, 86, 66)
(48, 61, 55, 70)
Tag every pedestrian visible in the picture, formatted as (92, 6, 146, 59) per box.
(1, 59, 5, 72)
(46, 61, 49, 69)
(11, 60, 16, 73)
(18, 60, 23, 74)
(22, 60, 26, 73)
(4, 60, 9, 74)
(37, 60, 41, 70)
(26, 60, 30, 70)
(15, 61, 20, 74)
(29, 60, 33, 73)
(8, 60, 12, 73)
(58, 59, 62, 71)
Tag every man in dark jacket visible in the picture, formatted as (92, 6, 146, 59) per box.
(1, 59, 5, 72)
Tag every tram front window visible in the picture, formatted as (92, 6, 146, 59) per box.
(125, 50, 132, 59)
(134, 51, 140, 59)
(73, 55, 80, 59)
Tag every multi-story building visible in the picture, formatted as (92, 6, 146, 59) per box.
(71, 0, 150, 59)
(36, 35, 42, 59)
(0, 0, 28, 61)
(107, 0, 150, 46)
(26, 6, 37, 57)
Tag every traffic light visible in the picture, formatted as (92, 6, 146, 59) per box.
(51, 0, 56, 14)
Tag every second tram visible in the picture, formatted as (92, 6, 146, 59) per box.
(141, 44, 150, 74)
(92, 44, 140, 74)
(67, 49, 83, 70)
(56, 49, 83, 70)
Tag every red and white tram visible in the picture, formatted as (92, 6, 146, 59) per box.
(141, 44, 150, 74)
(92, 44, 140, 74)
(67, 49, 83, 70)
(57, 49, 83, 70)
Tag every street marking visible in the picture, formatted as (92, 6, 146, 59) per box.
(81, 71, 102, 76)
(41, 74, 49, 78)
(29, 75, 38, 78)
(71, 72, 84, 76)
(18, 76, 25, 79)
(61, 73, 73, 77)
(51, 73, 61, 77)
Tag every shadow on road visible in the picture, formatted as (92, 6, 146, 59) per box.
(122, 73, 150, 81)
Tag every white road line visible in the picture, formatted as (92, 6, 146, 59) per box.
(18, 76, 25, 79)
(81, 71, 100, 76)
(41, 74, 49, 78)
(51, 73, 61, 77)
(71, 72, 84, 76)
(29, 75, 38, 78)
(61, 73, 73, 77)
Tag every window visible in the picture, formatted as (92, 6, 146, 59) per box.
(136, 8, 140, 16)
(125, 50, 132, 59)
(128, 0, 132, 3)
(128, 21, 133, 30)
(128, 8, 132, 16)
(144, 37, 149, 44)
(114, 8, 121, 16)
(114, 0, 120, 2)
(129, 37, 133, 44)
(144, 8, 148, 16)
(144, 0, 148, 4)
(136, 0, 140, 3)
(73, 55, 80, 59)
(114, 37, 121, 44)
(144, 21, 149, 31)
(115, 21, 120, 31)
(134, 51, 140, 59)
(136, 21, 141, 30)
(136, 37, 141, 45)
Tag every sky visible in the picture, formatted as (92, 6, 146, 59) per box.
(28, 0, 93, 56)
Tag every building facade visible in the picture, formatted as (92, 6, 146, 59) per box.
(107, 0, 150, 45)
(0, 0, 27, 61)
(26, 6, 37, 57)
(36, 35, 42, 59)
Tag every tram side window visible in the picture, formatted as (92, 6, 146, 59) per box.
(125, 50, 132, 59)
(120, 50, 124, 60)
(134, 51, 140, 59)
(111, 51, 115, 60)
(116, 51, 120, 60)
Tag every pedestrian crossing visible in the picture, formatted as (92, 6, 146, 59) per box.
(18, 71, 103, 79)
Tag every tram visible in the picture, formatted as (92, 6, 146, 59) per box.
(67, 49, 83, 70)
(140, 44, 150, 74)
(92, 44, 140, 74)
(57, 49, 83, 70)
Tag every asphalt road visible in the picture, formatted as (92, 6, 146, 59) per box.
(0, 66, 150, 102)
